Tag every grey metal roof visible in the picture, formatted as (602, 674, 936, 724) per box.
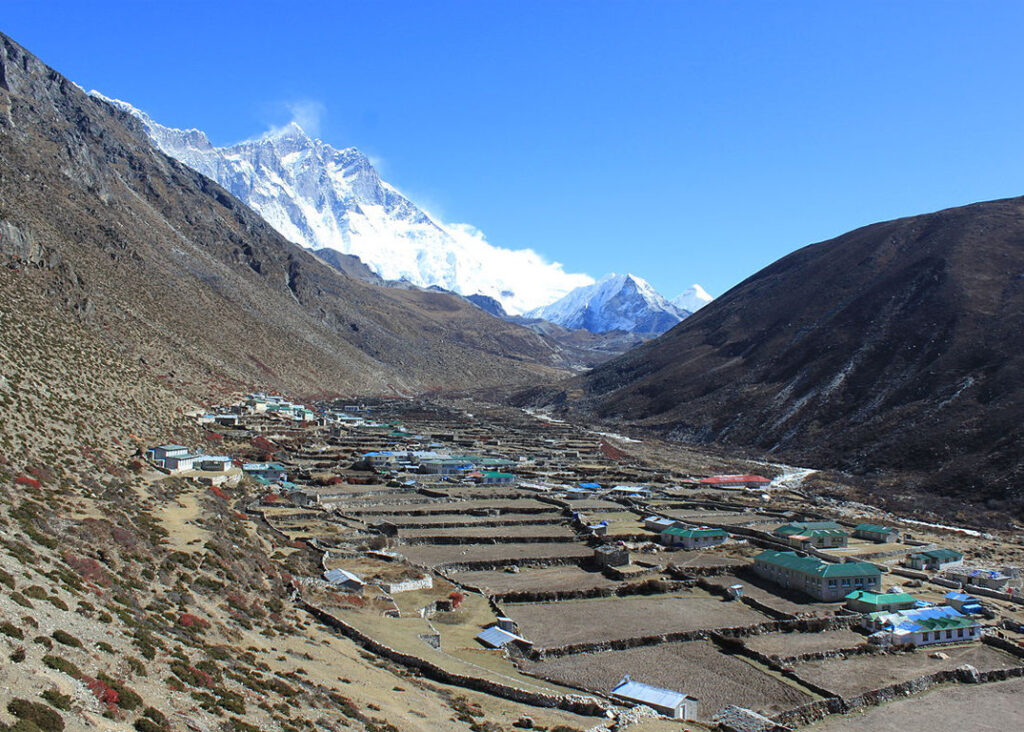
(323, 569, 363, 585)
(611, 676, 693, 709)
(475, 626, 528, 648)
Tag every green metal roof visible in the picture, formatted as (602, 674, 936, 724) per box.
(918, 548, 964, 561)
(754, 550, 879, 579)
(662, 527, 729, 538)
(854, 523, 896, 534)
(918, 616, 976, 630)
(775, 521, 847, 537)
(844, 590, 917, 605)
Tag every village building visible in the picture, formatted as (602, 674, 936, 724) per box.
(945, 567, 1010, 590)
(773, 521, 848, 548)
(146, 444, 188, 466)
(660, 526, 729, 550)
(644, 516, 679, 533)
(698, 474, 771, 489)
(195, 456, 233, 471)
(419, 457, 474, 475)
(477, 471, 515, 486)
(853, 523, 899, 543)
(610, 675, 698, 720)
(904, 548, 964, 571)
(476, 625, 531, 650)
(593, 544, 630, 568)
(844, 589, 920, 613)
(242, 462, 288, 483)
(753, 550, 880, 601)
(865, 605, 981, 647)
(323, 568, 364, 593)
(944, 591, 985, 615)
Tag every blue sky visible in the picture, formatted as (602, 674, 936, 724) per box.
(6, 1, 1024, 298)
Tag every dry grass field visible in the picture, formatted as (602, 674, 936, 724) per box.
(521, 640, 813, 719)
(399, 542, 593, 568)
(398, 524, 576, 540)
(806, 676, 1024, 732)
(504, 589, 769, 648)
(450, 565, 622, 594)
(792, 644, 1024, 697)
(742, 629, 867, 658)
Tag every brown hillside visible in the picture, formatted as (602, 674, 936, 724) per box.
(533, 197, 1024, 516)
(0, 32, 573, 403)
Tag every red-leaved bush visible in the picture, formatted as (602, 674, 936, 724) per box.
(177, 612, 210, 629)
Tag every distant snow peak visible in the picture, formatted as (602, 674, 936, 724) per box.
(89, 91, 591, 314)
(672, 284, 714, 312)
(528, 272, 690, 335)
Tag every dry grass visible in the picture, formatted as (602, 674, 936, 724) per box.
(504, 589, 768, 648)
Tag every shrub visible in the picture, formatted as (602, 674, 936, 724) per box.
(51, 630, 82, 648)
(127, 656, 148, 676)
(177, 612, 210, 630)
(34, 635, 53, 650)
(23, 585, 48, 600)
(42, 654, 82, 679)
(96, 641, 115, 654)
(142, 707, 168, 725)
(84, 676, 119, 707)
(134, 719, 166, 732)
(0, 567, 15, 588)
(41, 690, 73, 711)
(0, 621, 24, 640)
(11, 591, 33, 608)
(10, 646, 26, 662)
(6, 698, 64, 731)
(97, 672, 143, 710)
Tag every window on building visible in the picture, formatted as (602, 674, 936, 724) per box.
(922, 632, 929, 641)
(957, 629, 964, 637)
(946, 630, 953, 639)
(841, 579, 851, 586)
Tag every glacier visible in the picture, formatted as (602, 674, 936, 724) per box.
(91, 93, 592, 314)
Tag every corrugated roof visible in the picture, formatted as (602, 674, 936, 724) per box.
(855, 523, 896, 534)
(662, 527, 728, 538)
(755, 550, 879, 578)
(845, 590, 917, 605)
(323, 569, 363, 585)
(611, 676, 693, 709)
(476, 626, 528, 648)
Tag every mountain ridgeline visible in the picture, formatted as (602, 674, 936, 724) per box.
(0, 33, 584, 401)
(531, 198, 1024, 518)
(97, 96, 594, 315)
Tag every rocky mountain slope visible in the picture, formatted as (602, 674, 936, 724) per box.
(532, 197, 1024, 517)
(527, 273, 690, 335)
(0, 33, 586, 403)
(95, 95, 593, 314)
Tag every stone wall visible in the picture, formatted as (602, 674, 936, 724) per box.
(300, 600, 611, 717)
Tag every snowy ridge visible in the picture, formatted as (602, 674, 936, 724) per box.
(92, 92, 592, 314)
(527, 273, 690, 334)
(672, 284, 714, 312)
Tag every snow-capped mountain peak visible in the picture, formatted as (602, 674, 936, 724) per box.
(672, 284, 714, 312)
(527, 272, 690, 335)
(89, 91, 592, 314)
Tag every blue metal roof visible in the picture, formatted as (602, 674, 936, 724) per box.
(578, 482, 601, 489)
(611, 676, 692, 710)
